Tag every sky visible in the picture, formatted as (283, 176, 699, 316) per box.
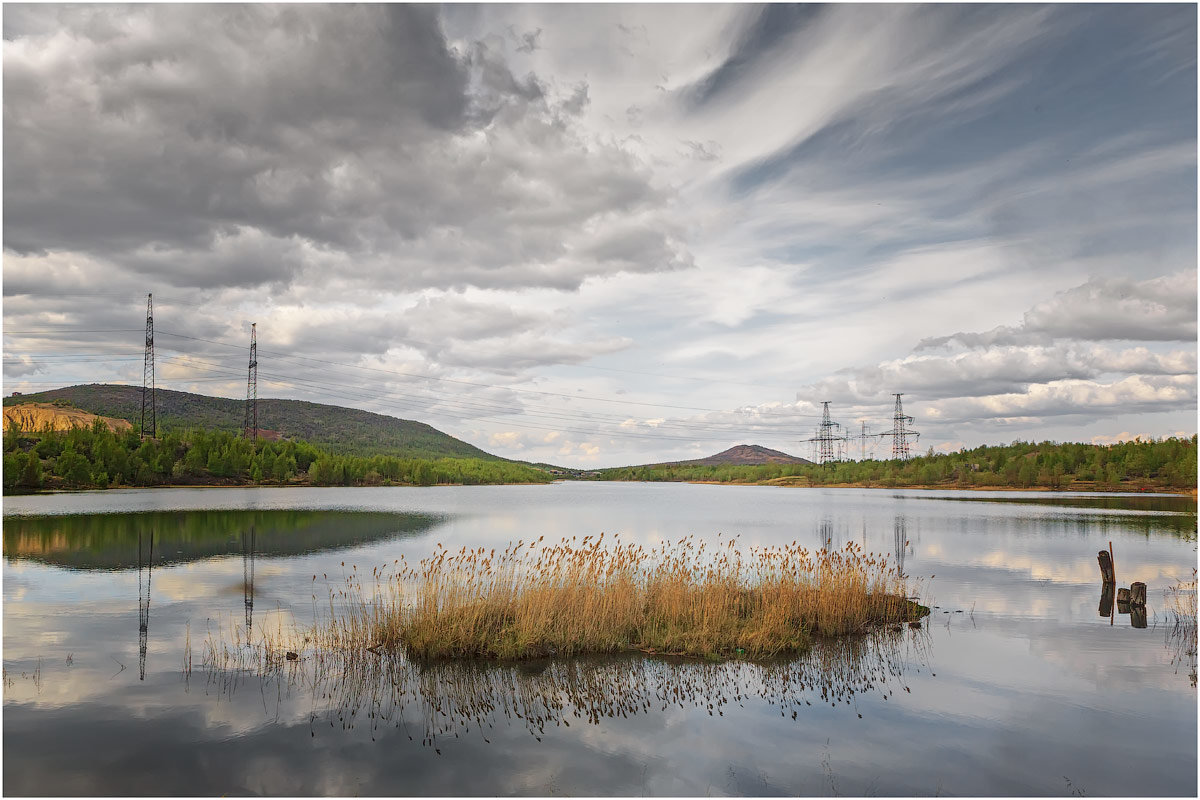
(2, 3, 1197, 468)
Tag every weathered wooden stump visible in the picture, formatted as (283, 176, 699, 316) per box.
(1129, 581, 1147, 607)
(1097, 550, 1115, 584)
(1116, 587, 1131, 614)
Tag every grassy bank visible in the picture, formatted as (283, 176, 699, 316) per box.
(321, 536, 926, 661)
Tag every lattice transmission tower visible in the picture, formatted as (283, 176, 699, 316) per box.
(140, 293, 156, 439)
(244, 323, 258, 442)
(853, 420, 881, 461)
(880, 393, 920, 459)
(806, 401, 846, 466)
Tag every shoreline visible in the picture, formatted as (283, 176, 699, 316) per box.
(605, 479, 1198, 496)
(2, 479, 554, 496)
(5, 480, 1195, 498)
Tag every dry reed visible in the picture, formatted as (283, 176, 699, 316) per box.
(336, 534, 925, 660)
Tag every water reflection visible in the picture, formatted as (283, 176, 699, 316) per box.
(242, 525, 255, 635)
(137, 530, 153, 681)
(3, 510, 443, 570)
(930, 493, 1196, 514)
(928, 493, 1197, 540)
(894, 516, 908, 578)
(3, 485, 1196, 796)
(207, 628, 931, 748)
(1131, 604, 1148, 629)
(1099, 583, 1114, 619)
(816, 515, 855, 552)
(1098, 583, 1152, 629)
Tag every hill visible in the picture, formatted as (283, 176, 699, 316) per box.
(4, 402, 133, 434)
(595, 444, 814, 474)
(670, 444, 814, 467)
(3, 384, 498, 461)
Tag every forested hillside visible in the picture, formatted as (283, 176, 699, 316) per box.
(3, 421, 552, 493)
(4, 384, 497, 460)
(595, 437, 1198, 491)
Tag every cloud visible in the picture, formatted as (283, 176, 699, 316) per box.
(4, 5, 691, 294)
(487, 431, 524, 450)
(1089, 431, 1144, 445)
(918, 272, 1198, 349)
(3, 5, 1195, 466)
(922, 375, 1196, 423)
(796, 343, 1197, 405)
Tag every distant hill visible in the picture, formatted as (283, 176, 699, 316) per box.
(674, 444, 814, 467)
(3, 384, 499, 461)
(599, 444, 813, 471)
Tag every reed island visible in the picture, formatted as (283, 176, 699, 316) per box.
(313, 535, 928, 661)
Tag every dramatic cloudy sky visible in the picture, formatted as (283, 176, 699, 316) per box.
(3, 4, 1196, 466)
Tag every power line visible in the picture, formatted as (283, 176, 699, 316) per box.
(6, 323, 926, 452)
(156, 330, 766, 415)
(7, 324, 829, 420)
(7, 351, 812, 445)
(113, 348, 797, 435)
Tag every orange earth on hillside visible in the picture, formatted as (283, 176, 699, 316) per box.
(3, 403, 134, 434)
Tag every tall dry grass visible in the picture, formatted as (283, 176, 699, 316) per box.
(337, 535, 924, 660)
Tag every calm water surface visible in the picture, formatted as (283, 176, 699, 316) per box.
(3, 483, 1196, 796)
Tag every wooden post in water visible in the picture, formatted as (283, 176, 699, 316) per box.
(1109, 541, 1115, 586)
(1098, 583, 1115, 618)
(1116, 587, 1131, 613)
(1098, 550, 1115, 584)
(1129, 581, 1147, 607)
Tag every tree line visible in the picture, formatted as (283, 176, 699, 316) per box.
(3, 420, 553, 493)
(594, 436, 1198, 490)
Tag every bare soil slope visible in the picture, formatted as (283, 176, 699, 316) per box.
(4, 402, 133, 434)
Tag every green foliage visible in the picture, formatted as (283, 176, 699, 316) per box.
(5, 384, 499, 461)
(595, 436, 1198, 491)
(2, 424, 553, 494)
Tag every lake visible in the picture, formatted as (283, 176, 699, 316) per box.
(3, 483, 1196, 796)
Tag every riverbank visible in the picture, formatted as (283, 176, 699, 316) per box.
(4, 478, 552, 496)
(665, 478, 1197, 495)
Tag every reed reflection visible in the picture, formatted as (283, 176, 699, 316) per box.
(1165, 572, 1196, 686)
(204, 627, 931, 749)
